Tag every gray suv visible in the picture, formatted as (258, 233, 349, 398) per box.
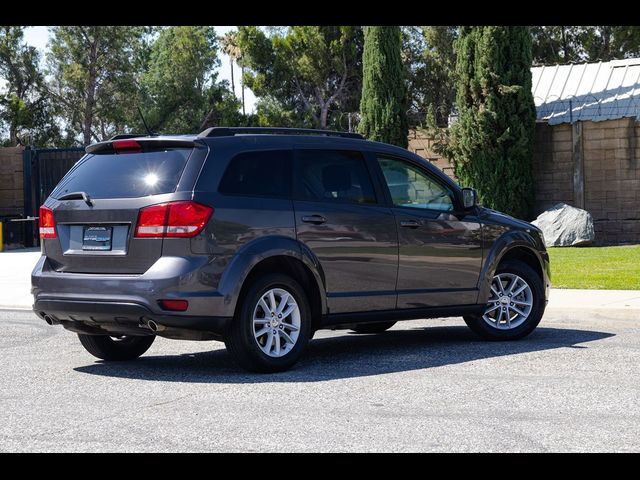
(32, 127, 551, 373)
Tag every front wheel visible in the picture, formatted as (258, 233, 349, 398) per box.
(464, 260, 545, 340)
(77, 334, 155, 361)
(225, 273, 312, 373)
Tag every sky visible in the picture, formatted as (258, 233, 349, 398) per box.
(22, 26, 258, 113)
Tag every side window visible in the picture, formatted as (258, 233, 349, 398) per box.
(378, 156, 454, 211)
(218, 150, 291, 198)
(296, 150, 377, 204)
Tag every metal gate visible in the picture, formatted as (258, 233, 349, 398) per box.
(22, 146, 86, 246)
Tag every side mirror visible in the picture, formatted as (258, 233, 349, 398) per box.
(462, 188, 477, 209)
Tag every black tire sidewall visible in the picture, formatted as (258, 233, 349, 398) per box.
(229, 273, 312, 372)
(77, 334, 155, 361)
(466, 260, 545, 341)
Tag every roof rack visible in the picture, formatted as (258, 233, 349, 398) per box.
(197, 127, 364, 140)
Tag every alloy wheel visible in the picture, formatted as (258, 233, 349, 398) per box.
(252, 288, 301, 357)
(482, 273, 533, 330)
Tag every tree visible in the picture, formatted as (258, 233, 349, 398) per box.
(401, 26, 428, 126)
(531, 26, 583, 64)
(141, 26, 243, 133)
(220, 29, 248, 116)
(255, 94, 311, 127)
(46, 26, 147, 146)
(0, 26, 59, 146)
(531, 26, 640, 65)
(581, 26, 640, 61)
(220, 30, 246, 116)
(447, 27, 536, 220)
(358, 26, 408, 148)
(220, 32, 237, 96)
(421, 26, 457, 127)
(402, 26, 457, 128)
(237, 26, 363, 129)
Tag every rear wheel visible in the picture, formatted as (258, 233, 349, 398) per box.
(225, 273, 312, 373)
(350, 321, 397, 334)
(464, 260, 545, 340)
(77, 334, 155, 361)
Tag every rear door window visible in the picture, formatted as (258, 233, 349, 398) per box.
(295, 150, 377, 204)
(51, 148, 192, 199)
(218, 150, 292, 198)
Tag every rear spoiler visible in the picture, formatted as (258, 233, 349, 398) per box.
(86, 137, 201, 154)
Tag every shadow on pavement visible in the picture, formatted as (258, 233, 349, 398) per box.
(73, 324, 615, 383)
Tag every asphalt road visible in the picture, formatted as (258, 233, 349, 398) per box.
(0, 308, 638, 452)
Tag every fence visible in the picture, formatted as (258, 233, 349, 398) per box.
(20, 147, 85, 247)
(0, 146, 28, 250)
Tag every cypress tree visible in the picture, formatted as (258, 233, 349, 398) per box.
(448, 26, 536, 220)
(359, 26, 408, 148)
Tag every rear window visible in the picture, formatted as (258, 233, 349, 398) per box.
(51, 149, 192, 199)
(218, 150, 292, 198)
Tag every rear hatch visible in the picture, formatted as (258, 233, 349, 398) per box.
(42, 138, 206, 274)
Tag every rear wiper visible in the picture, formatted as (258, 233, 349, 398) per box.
(58, 191, 93, 206)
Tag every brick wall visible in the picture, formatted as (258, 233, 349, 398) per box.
(531, 122, 575, 213)
(582, 118, 640, 244)
(0, 146, 24, 217)
(407, 130, 456, 179)
(410, 121, 640, 245)
(532, 119, 640, 244)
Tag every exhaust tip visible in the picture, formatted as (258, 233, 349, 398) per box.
(43, 314, 54, 326)
(147, 320, 158, 332)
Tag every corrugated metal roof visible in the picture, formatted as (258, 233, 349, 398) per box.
(532, 58, 640, 125)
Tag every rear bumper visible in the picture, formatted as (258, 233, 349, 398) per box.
(31, 254, 233, 339)
(34, 298, 231, 339)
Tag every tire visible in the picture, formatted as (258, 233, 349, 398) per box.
(225, 273, 312, 373)
(464, 260, 545, 341)
(351, 321, 397, 334)
(77, 334, 155, 361)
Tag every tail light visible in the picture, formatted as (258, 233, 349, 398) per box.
(135, 201, 213, 238)
(113, 139, 142, 154)
(39, 206, 56, 239)
(158, 299, 189, 311)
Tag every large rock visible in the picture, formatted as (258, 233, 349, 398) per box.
(531, 203, 595, 247)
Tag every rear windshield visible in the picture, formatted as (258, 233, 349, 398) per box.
(51, 149, 192, 199)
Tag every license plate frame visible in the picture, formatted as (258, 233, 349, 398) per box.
(82, 226, 113, 251)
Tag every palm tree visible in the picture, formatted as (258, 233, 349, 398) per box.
(220, 30, 245, 115)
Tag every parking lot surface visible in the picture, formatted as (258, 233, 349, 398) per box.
(0, 309, 637, 452)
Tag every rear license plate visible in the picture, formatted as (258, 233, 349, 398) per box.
(82, 226, 113, 251)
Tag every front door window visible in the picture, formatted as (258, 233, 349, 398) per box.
(378, 156, 454, 212)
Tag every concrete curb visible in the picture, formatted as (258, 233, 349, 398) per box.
(547, 289, 640, 310)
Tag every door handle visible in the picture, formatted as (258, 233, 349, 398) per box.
(301, 215, 327, 225)
(400, 220, 420, 228)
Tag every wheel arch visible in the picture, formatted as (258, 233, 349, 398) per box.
(216, 236, 327, 330)
(478, 231, 548, 305)
(235, 255, 325, 332)
(498, 246, 543, 280)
